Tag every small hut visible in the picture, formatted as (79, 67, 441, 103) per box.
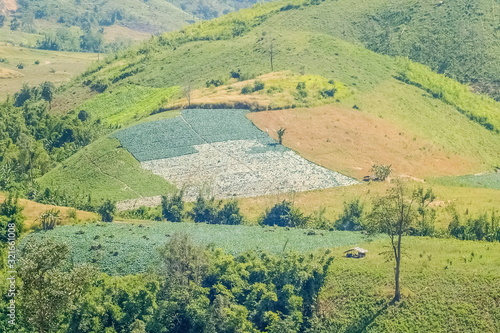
(344, 247, 368, 259)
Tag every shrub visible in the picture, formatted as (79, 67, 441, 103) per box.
(241, 85, 254, 94)
(17, 63, 25, 69)
(34, 60, 40, 65)
(161, 191, 184, 222)
(335, 199, 364, 231)
(260, 200, 308, 227)
(253, 80, 265, 91)
(206, 79, 225, 87)
(370, 164, 392, 181)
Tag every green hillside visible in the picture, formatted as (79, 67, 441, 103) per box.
(42, 0, 500, 189)
(37, 135, 176, 204)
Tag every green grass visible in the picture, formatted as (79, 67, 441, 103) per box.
(20, 222, 380, 275)
(37, 135, 177, 204)
(320, 237, 500, 332)
(76, 84, 180, 125)
(431, 173, 500, 191)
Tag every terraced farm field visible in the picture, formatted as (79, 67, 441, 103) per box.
(21, 222, 376, 275)
(115, 109, 357, 203)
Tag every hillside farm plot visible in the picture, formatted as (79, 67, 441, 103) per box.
(114, 109, 357, 201)
(20, 222, 377, 275)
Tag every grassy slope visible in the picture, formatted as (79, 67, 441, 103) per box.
(270, 0, 500, 99)
(38, 0, 500, 218)
(37, 134, 177, 204)
(320, 237, 500, 332)
(0, 42, 98, 99)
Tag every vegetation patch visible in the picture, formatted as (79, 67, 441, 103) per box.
(20, 222, 377, 275)
(76, 84, 180, 125)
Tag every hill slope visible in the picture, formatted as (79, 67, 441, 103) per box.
(35, 0, 500, 209)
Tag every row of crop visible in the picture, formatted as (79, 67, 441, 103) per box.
(76, 84, 180, 125)
(115, 109, 279, 162)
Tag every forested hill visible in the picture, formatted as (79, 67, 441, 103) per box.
(2, 0, 269, 34)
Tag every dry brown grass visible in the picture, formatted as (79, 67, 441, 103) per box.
(0, 193, 98, 229)
(247, 105, 478, 179)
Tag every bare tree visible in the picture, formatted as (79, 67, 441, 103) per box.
(368, 182, 428, 303)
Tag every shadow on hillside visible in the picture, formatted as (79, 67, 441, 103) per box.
(345, 302, 390, 333)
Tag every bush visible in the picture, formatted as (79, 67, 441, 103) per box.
(253, 80, 265, 91)
(161, 191, 184, 222)
(260, 200, 308, 227)
(335, 199, 364, 231)
(241, 85, 254, 94)
(370, 164, 392, 181)
(206, 79, 225, 87)
(16, 63, 25, 69)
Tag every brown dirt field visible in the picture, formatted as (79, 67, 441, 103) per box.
(247, 105, 477, 179)
(0, 193, 98, 229)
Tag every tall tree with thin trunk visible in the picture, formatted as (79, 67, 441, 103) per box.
(368, 182, 425, 303)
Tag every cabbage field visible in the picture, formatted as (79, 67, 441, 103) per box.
(21, 222, 377, 275)
(114, 109, 357, 201)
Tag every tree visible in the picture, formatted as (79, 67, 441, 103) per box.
(368, 182, 424, 303)
(39, 81, 55, 108)
(276, 127, 286, 145)
(335, 199, 364, 231)
(0, 193, 24, 243)
(18, 239, 97, 333)
(161, 191, 184, 222)
(97, 199, 115, 222)
(411, 187, 436, 236)
(260, 200, 308, 227)
(215, 199, 244, 225)
(190, 194, 219, 223)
